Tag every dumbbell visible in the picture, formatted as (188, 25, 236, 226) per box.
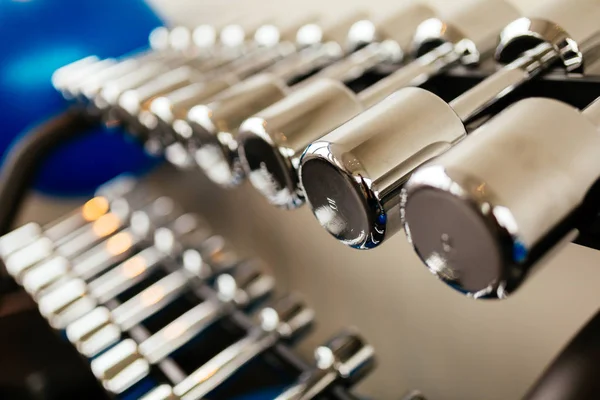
(138, 294, 313, 400)
(179, 3, 444, 188)
(0, 174, 136, 260)
(299, 0, 600, 249)
(35, 214, 211, 328)
(84, 17, 277, 117)
(274, 330, 374, 399)
(65, 240, 244, 359)
(115, 15, 326, 138)
(237, 0, 519, 208)
(101, 15, 319, 134)
(21, 211, 205, 300)
(52, 24, 206, 100)
(143, 11, 370, 164)
(401, 96, 600, 298)
(90, 261, 276, 395)
(2, 181, 159, 280)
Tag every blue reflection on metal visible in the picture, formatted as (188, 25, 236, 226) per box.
(512, 240, 528, 263)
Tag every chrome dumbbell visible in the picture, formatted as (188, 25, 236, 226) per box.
(180, 5, 441, 188)
(116, 15, 323, 139)
(139, 294, 313, 400)
(144, 12, 369, 164)
(401, 97, 600, 298)
(238, 0, 518, 209)
(3, 178, 155, 280)
(88, 17, 274, 118)
(0, 174, 136, 260)
(299, 0, 600, 249)
(52, 24, 202, 101)
(35, 214, 211, 328)
(65, 239, 239, 358)
(90, 261, 275, 395)
(20, 197, 183, 298)
(275, 329, 374, 399)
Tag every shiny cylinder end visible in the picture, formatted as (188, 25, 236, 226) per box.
(316, 329, 375, 383)
(402, 97, 600, 299)
(299, 87, 464, 249)
(401, 166, 513, 299)
(238, 79, 361, 209)
(259, 294, 314, 338)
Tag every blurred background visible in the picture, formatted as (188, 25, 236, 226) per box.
(3, 0, 600, 399)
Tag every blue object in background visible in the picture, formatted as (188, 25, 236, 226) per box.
(0, 0, 164, 196)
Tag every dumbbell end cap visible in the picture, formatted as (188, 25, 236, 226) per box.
(238, 117, 304, 209)
(316, 329, 375, 384)
(496, 17, 584, 71)
(300, 145, 382, 250)
(402, 165, 525, 299)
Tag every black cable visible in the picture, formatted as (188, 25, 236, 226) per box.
(0, 107, 99, 235)
(0, 107, 99, 301)
(523, 310, 600, 400)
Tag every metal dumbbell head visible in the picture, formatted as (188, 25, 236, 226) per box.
(143, 16, 335, 159)
(5, 196, 134, 281)
(181, 12, 372, 188)
(153, 213, 212, 256)
(315, 330, 375, 383)
(300, 87, 464, 249)
(38, 278, 96, 329)
(239, 79, 363, 208)
(0, 174, 137, 261)
(300, 0, 600, 249)
(450, 0, 600, 126)
(52, 56, 100, 92)
(347, 4, 436, 58)
(50, 208, 194, 290)
(355, 0, 519, 109)
(401, 97, 600, 299)
(411, 0, 519, 63)
(237, 0, 517, 209)
(495, 0, 600, 70)
(91, 338, 151, 394)
(258, 293, 315, 338)
(275, 329, 374, 400)
(215, 259, 275, 305)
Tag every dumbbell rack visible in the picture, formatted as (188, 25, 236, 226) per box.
(0, 188, 368, 400)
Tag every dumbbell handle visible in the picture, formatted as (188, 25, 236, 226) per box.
(358, 42, 460, 108)
(139, 298, 228, 364)
(174, 329, 277, 400)
(524, 311, 600, 400)
(449, 42, 558, 125)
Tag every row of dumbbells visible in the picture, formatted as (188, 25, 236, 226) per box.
(52, 0, 600, 299)
(0, 175, 380, 400)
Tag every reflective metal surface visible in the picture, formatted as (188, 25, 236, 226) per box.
(179, 12, 371, 188)
(300, 88, 464, 249)
(275, 330, 375, 399)
(401, 97, 600, 298)
(299, 0, 600, 250)
(237, 0, 517, 210)
(142, 294, 313, 400)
